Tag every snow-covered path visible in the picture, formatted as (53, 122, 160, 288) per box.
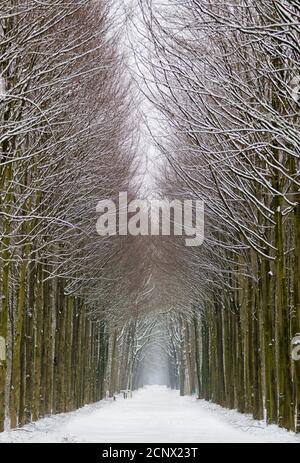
(1, 386, 299, 443)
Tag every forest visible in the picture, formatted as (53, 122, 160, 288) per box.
(0, 0, 299, 438)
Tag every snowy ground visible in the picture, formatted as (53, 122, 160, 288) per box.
(0, 385, 300, 443)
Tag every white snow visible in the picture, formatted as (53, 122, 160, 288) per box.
(0, 385, 299, 443)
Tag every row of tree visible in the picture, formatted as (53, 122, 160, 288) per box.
(136, 0, 300, 432)
(1, 0, 300, 436)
